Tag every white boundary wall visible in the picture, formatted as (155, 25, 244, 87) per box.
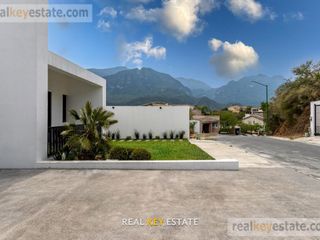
(106, 106, 190, 139)
(310, 100, 320, 136)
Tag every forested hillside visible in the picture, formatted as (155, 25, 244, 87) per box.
(270, 61, 320, 137)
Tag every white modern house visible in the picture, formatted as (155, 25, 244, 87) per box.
(310, 100, 320, 136)
(0, 7, 106, 168)
(0, 0, 193, 168)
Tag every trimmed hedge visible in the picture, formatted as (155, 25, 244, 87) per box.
(130, 148, 151, 160)
(109, 147, 133, 160)
(109, 146, 151, 160)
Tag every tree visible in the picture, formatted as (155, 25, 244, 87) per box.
(269, 61, 320, 134)
(220, 111, 239, 128)
(61, 101, 117, 160)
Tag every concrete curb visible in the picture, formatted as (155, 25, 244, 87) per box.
(36, 159, 239, 171)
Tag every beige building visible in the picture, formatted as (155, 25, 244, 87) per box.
(228, 105, 246, 113)
(190, 108, 220, 136)
(242, 114, 264, 126)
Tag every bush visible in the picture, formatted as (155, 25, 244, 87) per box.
(155, 136, 160, 140)
(116, 130, 121, 140)
(109, 147, 133, 160)
(111, 132, 116, 140)
(134, 130, 140, 140)
(106, 131, 111, 139)
(175, 134, 179, 139)
(125, 136, 132, 140)
(142, 133, 147, 140)
(148, 131, 153, 139)
(163, 132, 168, 139)
(179, 131, 186, 139)
(169, 131, 174, 139)
(130, 148, 151, 160)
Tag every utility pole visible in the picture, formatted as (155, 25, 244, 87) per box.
(251, 81, 269, 134)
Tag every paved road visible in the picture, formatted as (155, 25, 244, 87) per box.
(1, 168, 320, 240)
(217, 135, 320, 180)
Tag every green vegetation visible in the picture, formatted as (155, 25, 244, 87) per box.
(111, 140, 214, 160)
(60, 101, 117, 160)
(269, 61, 320, 136)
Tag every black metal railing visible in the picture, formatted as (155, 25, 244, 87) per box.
(48, 126, 66, 157)
(47, 125, 85, 157)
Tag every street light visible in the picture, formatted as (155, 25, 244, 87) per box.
(251, 81, 269, 133)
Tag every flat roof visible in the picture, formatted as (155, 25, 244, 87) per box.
(48, 51, 106, 87)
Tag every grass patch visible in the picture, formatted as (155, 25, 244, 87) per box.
(111, 140, 214, 160)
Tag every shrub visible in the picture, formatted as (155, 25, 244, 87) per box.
(106, 131, 111, 139)
(116, 130, 121, 140)
(175, 134, 179, 139)
(155, 136, 160, 140)
(111, 132, 116, 140)
(130, 148, 151, 160)
(60, 101, 117, 160)
(169, 131, 174, 139)
(125, 136, 132, 140)
(179, 131, 186, 139)
(163, 132, 168, 139)
(142, 133, 147, 140)
(134, 130, 140, 140)
(148, 131, 153, 139)
(109, 147, 133, 160)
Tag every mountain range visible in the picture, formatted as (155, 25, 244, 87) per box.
(88, 67, 286, 109)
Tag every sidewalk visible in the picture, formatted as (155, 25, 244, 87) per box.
(269, 136, 320, 147)
(190, 139, 282, 168)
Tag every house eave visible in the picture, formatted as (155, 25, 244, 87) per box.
(48, 51, 106, 88)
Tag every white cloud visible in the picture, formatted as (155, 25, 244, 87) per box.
(121, 37, 166, 67)
(125, 5, 159, 22)
(226, 0, 274, 21)
(97, 19, 111, 32)
(99, 7, 117, 18)
(283, 12, 304, 22)
(209, 38, 259, 78)
(209, 38, 223, 51)
(125, 0, 217, 40)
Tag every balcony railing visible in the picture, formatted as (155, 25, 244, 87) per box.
(47, 125, 84, 157)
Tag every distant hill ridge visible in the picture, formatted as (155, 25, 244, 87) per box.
(88, 66, 286, 108)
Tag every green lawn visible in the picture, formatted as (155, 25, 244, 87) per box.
(111, 140, 214, 160)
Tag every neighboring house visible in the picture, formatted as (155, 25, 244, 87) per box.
(191, 108, 220, 136)
(242, 114, 264, 126)
(250, 108, 264, 118)
(310, 100, 320, 136)
(228, 105, 247, 113)
(242, 107, 264, 126)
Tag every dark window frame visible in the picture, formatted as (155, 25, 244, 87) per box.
(48, 91, 52, 127)
(63, 94, 67, 123)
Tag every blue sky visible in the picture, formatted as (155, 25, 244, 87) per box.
(49, 0, 320, 87)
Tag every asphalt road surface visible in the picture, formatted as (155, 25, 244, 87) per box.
(218, 135, 320, 180)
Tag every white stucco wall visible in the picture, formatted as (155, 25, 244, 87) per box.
(310, 100, 320, 136)
(0, 0, 48, 168)
(106, 106, 190, 139)
(48, 66, 105, 127)
(190, 120, 201, 134)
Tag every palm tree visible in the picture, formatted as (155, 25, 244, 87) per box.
(61, 101, 117, 160)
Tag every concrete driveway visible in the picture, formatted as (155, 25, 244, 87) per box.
(1, 168, 320, 240)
